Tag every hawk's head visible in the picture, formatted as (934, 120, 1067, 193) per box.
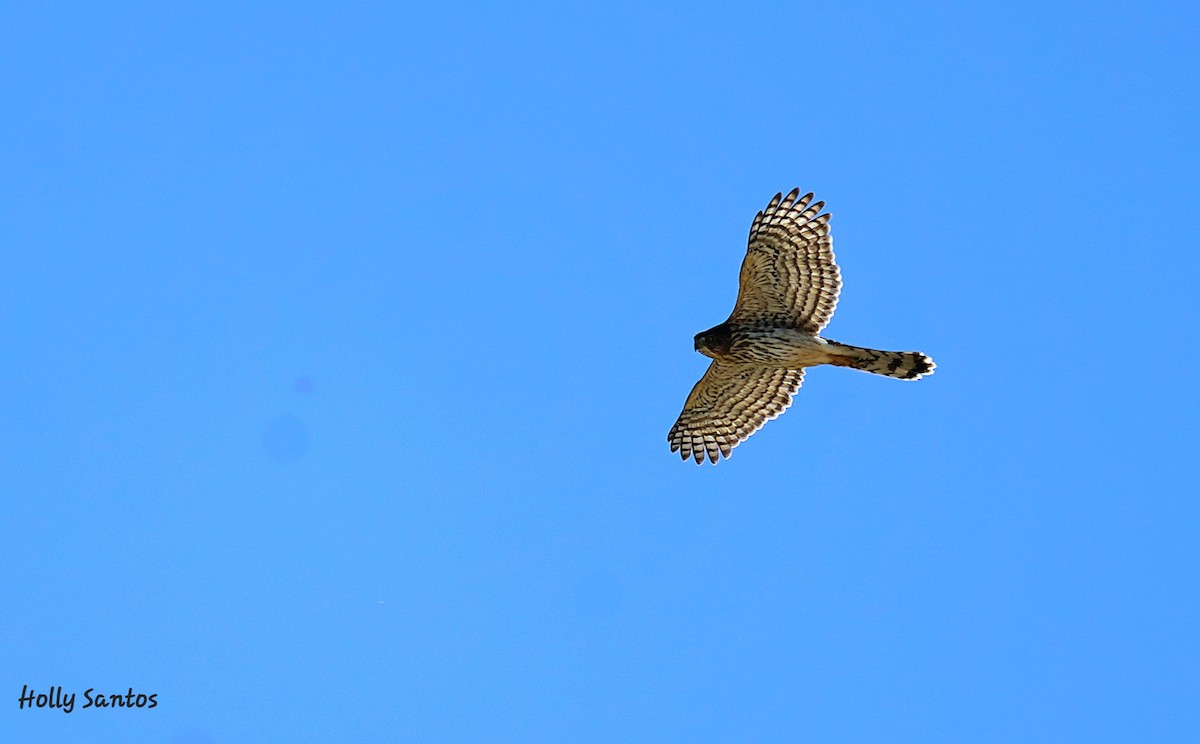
(694, 323, 733, 359)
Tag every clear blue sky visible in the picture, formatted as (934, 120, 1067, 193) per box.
(3, 2, 1198, 742)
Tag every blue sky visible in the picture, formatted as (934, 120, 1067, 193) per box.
(3, 1, 1198, 741)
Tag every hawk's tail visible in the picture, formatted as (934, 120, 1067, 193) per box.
(825, 341, 935, 380)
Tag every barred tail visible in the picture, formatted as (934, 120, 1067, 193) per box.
(826, 341, 935, 380)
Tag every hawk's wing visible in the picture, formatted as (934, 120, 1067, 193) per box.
(730, 189, 841, 333)
(667, 361, 805, 464)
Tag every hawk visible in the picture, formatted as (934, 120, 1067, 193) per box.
(667, 188, 935, 464)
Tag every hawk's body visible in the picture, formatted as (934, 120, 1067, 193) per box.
(667, 189, 935, 465)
